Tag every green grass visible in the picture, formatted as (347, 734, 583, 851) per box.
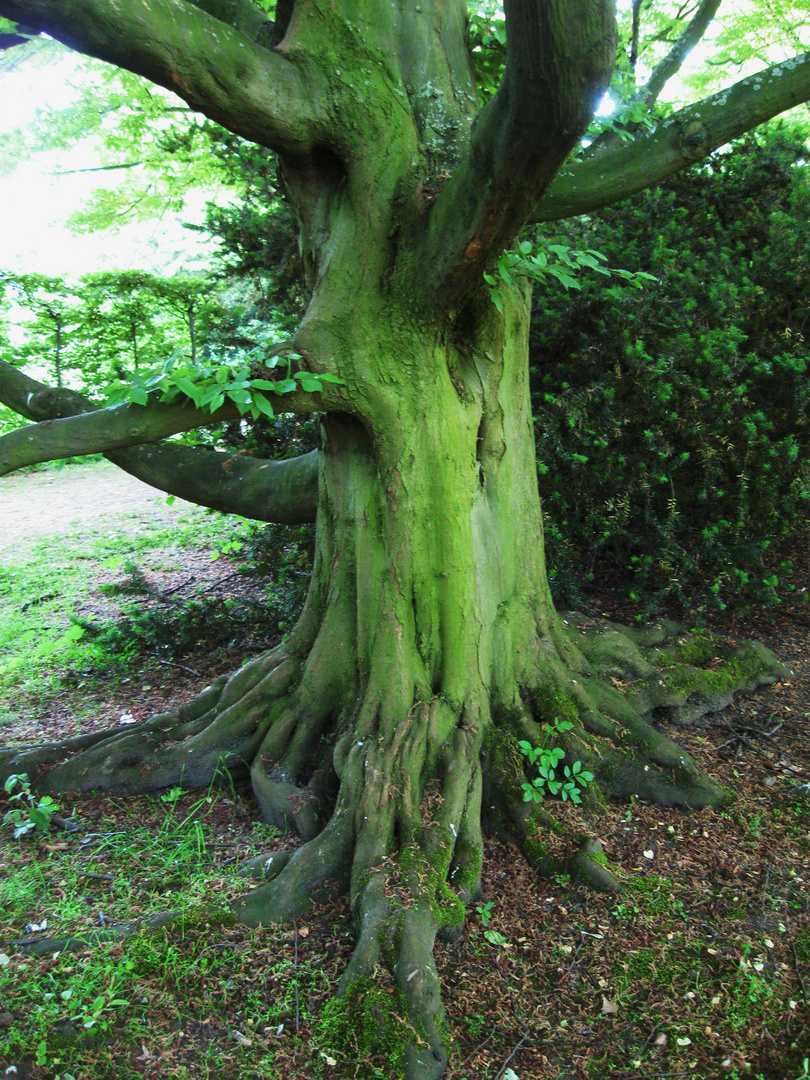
(0, 788, 327, 1080)
(0, 500, 256, 720)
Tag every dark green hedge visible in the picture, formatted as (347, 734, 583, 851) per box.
(531, 122, 810, 610)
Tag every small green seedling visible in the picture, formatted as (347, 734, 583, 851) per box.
(476, 901, 495, 927)
(3, 773, 60, 838)
(518, 720, 594, 805)
(159, 785, 186, 805)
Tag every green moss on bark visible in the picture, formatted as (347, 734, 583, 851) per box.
(399, 842, 466, 929)
(533, 682, 579, 727)
(315, 975, 416, 1074)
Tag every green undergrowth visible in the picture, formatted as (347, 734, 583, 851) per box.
(0, 786, 341, 1080)
(0, 471, 312, 724)
(533, 124, 810, 613)
(1, 783, 808, 1078)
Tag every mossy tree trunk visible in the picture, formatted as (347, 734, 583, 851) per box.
(0, 1, 794, 1076)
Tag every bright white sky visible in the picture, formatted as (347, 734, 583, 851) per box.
(0, 49, 215, 278)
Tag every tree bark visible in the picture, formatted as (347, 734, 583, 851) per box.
(0, 2, 797, 1076)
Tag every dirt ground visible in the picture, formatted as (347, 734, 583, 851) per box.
(1, 462, 809, 1079)
(0, 460, 196, 556)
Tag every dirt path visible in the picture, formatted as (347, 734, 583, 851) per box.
(0, 460, 197, 556)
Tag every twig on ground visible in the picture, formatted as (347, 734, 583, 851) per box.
(293, 918, 300, 1036)
(201, 572, 243, 593)
(615, 1072, 689, 1079)
(493, 1028, 530, 1080)
(461, 1026, 498, 1065)
(161, 577, 195, 597)
(791, 938, 809, 1004)
(51, 814, 81, 833)
(4, 909, 182, 954)
(155, 658, 201, 676)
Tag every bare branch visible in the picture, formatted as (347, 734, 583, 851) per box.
(643, 0, 723, 108)
(0, 23, 32, 51)
(106, 444, 319, 523)
(0, 0, 328, 157)
(0, 359, 87, 422)
(588, 0, 723, 159)
(536, 51, 810, 223)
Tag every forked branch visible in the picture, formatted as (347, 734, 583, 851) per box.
(421, 0, 616, 305)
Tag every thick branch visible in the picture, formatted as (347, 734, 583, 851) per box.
(0, 359, 87, 423)
(420, 0, 616, 304)
(536, 51, 810, 222)
(0, 0, 326, 157)
(0, 398, 240, 476)
(105, 444, 318, 524)
(0, 361, 319, 521)
(0, 389, 330, 478)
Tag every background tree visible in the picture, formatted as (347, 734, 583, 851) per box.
(0, 3, 808, 1076)
(79, 270, 167, 380)
(3, 272, 85, 388)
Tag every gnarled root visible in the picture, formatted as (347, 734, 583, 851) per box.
(0, 615, 791, 1079)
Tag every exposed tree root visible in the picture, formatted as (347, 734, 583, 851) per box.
(6, 909, 185, 957)
(0, 615, 790, 1080)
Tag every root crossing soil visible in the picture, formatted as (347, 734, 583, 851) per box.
(1, 463, 809, 1079)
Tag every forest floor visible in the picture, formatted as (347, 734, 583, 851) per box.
(1, 461, 809, 1080)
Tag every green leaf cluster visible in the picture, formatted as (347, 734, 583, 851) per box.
(518, 721, 594, 805)
(466, 2, 506, 103)
(105, 349, 340, 420)
(485, 240, 656, 312)
(3, 773, 61, 839)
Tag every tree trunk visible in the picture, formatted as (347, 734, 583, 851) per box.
(0, 2, 794, 1076)
(1, 272, 787, 1078)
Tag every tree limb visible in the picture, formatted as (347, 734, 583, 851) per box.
(0, 362, 318, 522)
(0, 386, 331, 479)
(419, 0, 617, 306)
(535, 50, 810, 222)
(588, 0, 723, 158)
(0, 398, 242, 476)
(0, 0, 327, 158)
(643, 0, 723, 109)
(106, 444, 318, 524)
